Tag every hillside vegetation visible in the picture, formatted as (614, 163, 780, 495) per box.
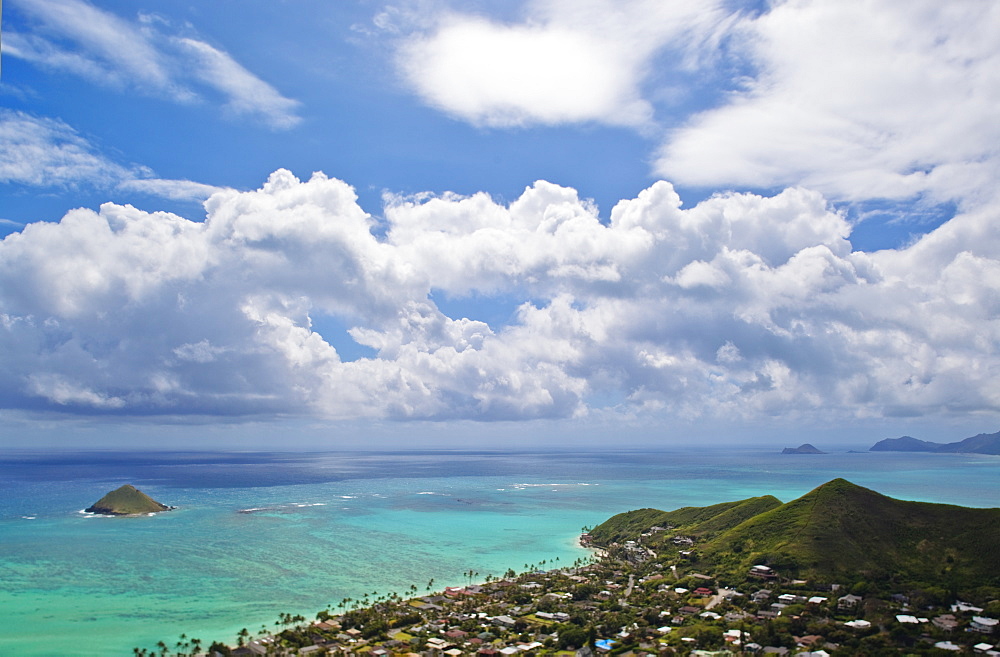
(591, 478, 1000, 590)
(588, 495, 781, 545)
(85, 484, 170, 515)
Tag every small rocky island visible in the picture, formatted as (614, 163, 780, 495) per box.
(85, 484, 173, 516)
(781, 443, 825, 454)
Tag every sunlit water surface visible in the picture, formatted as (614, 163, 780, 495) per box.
(2, 448, 998, 655)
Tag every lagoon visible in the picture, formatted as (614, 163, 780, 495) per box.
(1, 448, 998, 655)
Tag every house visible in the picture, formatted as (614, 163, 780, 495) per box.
(749, 565, 777, 580)
(837, 594, 862, 610)
(972, 617, 999, 634)
(693, 587, 714, 597)
(934, 641, 962, 651)
(777, 594, 805, 604)
(724, 629, 746, 643)
(426, 637, 449, 650)
(934, 614, 959, 631)
(492, 614, 517, 627)
(844, 620, 871, 629)
(752, 589, 772, 603)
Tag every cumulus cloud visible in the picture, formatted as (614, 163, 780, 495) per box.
(7, 0, 300, 129)
(393, 0, 1000, 213)
(655, 0, 1000, 208)
(2, 170, 998, 425)
(395, 0, 732, 127)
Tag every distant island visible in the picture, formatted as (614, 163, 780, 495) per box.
(781, 443, 825, 454)
(85, 484, 173, 516)
(870, 429, 1000, 455)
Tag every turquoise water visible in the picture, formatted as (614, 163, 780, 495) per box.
(1, 448, 999, 655)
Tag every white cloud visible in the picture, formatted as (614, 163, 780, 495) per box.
(395, 0, 731, 127)
(118, 178, 228, 203)
(393, 0, 1000, 213)
(8, 0, 300, 128)
(8, 0, 178, 90)
(655, 0, 1000, 208)
(2, 170, 999, 426)
(27, 373, 126, 409)
(0, 110, 227, 203)
(0, 110, 130, 187)
(172, 38, 302, 130)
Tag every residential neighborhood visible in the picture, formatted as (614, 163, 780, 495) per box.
(137, 532, 999, 657)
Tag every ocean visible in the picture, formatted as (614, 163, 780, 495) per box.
(1, 447, 999, 655)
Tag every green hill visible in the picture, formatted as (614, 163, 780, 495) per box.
(85, 484, 171, 515)
(590, 479, 1000, 589)
(590, 495, 782, 545)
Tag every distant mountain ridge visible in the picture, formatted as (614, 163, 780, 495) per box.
(870, 429, 1000, 455)
(590, 479, 1000, 588)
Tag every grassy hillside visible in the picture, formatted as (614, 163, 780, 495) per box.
(85, 484, 170, 515)
(589, 495, 781, 545)
(590, 479, 1000, 590)
(703, 479, 1000, 587)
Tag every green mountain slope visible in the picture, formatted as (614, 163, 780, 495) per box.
(590, 479, 1000, 589)
(85, 484, 171, 515)
(590, 495, 782, 545)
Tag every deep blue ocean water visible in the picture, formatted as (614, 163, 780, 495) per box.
(1, 448, 998, 655)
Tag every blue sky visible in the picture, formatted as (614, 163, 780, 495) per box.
(1, 0, 999, 449)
